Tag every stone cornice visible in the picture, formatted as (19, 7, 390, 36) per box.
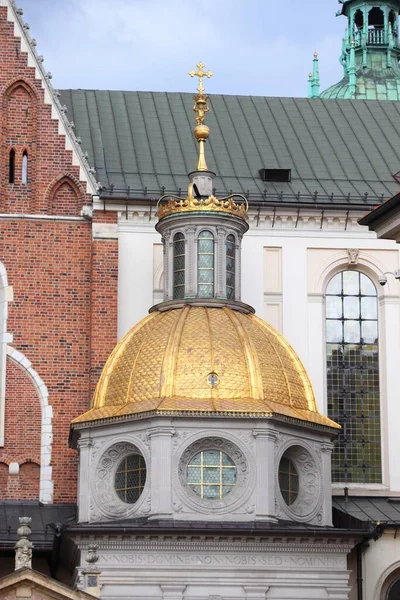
(70, 536, 359, 554)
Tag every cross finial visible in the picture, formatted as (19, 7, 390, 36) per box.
(189, 62, 213, 127)
(188, 62, 213, 171)
(189, 62, 213, 95)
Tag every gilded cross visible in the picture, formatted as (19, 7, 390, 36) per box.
(189, 62, 213, 95)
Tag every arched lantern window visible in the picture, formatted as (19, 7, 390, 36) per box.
(173, 232, 185, 299)
(226, 234, 236, 300)
(197, 230, 214, 298)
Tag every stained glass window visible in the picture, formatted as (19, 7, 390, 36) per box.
(326, 270, 381, 484)
(278, 456, 299, 505)
(226, 234, 235, 300)
(114, 454, 146, 504)
(173, 232, 185, 299)
(187, 450, 237, 499)
(198, 230, 214, 298)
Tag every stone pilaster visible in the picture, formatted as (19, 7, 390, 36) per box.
(77, 436, 92, 523)
(253, 429, 277, 521)
(243, 586, 269, 600)
(161, 584, 186, 600)
(321, 442, 334, 526)
(148, 426, 175, 519)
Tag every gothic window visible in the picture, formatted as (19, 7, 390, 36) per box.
(186, 450, 237, 499)
(326, 270, 381, 484)
(114, 454, 146, 504)
(22, 150, 28, 185)
(197, 230, 214, 298)
(9, 149, 15, 184)
(226, 234, 235, 300)
(173, 232, 185, 299)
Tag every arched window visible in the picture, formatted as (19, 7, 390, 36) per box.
(326, 270, 381, 484)
(9, 149, 15, 184)
(226, 234, 236, 300)
(354, 8, 364, 29)
(387, 578, 400, 600)
(22, 150, 28, 185)
(368, 7, 384, 44)
(197, 230, 214, 298)
(173, 232, 185, 299)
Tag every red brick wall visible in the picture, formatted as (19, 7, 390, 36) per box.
(90, 211, 118, 394)
(0, 7, 119, 503)
(1, 360, 41, 465)
(1, 220, 92, 503)
(0, 5, 91, 215)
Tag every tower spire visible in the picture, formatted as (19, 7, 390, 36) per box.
(308, 52, 320, 98)
(319, 0, 400, 100)
(189, 62, 213, 171)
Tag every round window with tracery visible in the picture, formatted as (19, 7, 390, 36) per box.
(187, 450, 237, 499)
(114, 454, 146, 504)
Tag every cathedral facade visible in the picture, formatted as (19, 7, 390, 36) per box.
(1, 0, 400, 599)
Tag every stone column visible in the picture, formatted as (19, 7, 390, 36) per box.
(148, 425, 175, 519)
(253, 429, 277, 521)
(164, 230, 172, 301)
(185, 225, 196, 298)
(77, 436, 92, 523)
(235, 234, 242, 301)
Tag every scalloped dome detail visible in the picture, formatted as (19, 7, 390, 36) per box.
(72, 306, 339, 429)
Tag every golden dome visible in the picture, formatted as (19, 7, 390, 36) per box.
(72, 306, 339, 429)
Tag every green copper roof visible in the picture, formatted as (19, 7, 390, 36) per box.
(321, 52, 400, 100)
(60, 90, 400, 204)
(316, 0, 400, 99)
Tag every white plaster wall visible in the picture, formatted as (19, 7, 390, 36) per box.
(363, 530, 400, 600)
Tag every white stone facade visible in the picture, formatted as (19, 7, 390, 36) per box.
(72, 536, 356, 600)
(75, 416, 334, 526)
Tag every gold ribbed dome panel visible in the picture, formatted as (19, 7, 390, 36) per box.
(72, 306, 339, 428)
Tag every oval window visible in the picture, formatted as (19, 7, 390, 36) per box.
(114, 454, 146, 504)
(278, 456, 299, 505)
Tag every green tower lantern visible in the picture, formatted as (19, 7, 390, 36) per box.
(311, 0, 400, 99)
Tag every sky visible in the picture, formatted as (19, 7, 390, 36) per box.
(16, 0, 345, 97)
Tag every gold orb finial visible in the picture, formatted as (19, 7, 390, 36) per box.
(189, 62, 213, 171)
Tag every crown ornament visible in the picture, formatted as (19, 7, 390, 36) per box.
(157, 189, 248, 220)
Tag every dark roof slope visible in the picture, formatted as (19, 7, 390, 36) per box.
(0, 502, 76, 550)
(60, 90, 400, 204)
(333, 496, 400, 526)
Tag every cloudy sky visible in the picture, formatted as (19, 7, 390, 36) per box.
(17, 0, 345, 97)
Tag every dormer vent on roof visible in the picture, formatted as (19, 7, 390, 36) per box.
(260, 168, 292, 183)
